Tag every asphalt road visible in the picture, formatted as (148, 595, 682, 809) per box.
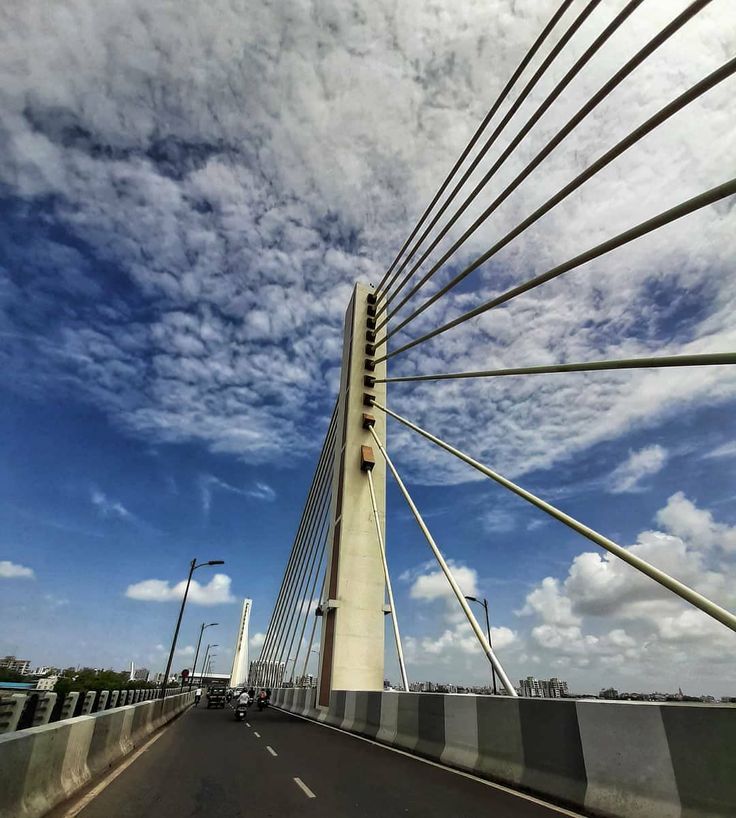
(71, 703, 575, 818)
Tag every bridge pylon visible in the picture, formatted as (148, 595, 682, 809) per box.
(317, 282, 387, 706)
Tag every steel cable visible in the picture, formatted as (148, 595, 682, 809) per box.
(262, 446, 334, 687)
(376, 0, 714, 341)
(373, 0, 575, 298)
(369, 399, 736, 634)
(257, 411, 336, 682)
(374, 352, 736, 385)
(376, 0, 615, 315)
(374, 178, 736, 364)
(280, 483, 332, 684)
(257, 433, 333, 681)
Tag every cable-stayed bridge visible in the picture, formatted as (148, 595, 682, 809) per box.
(2, 3, 735, 817)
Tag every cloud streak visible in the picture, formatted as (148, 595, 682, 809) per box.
(608, 445, 668, 494)
(91, 489, 134, 521)
(125, 573, 237, 606)
(198, 474, 276, 515)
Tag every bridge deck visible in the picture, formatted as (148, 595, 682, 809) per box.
(64, 703, 576, 817)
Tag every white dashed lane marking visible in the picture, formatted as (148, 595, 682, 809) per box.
(294, 777, 317, 799)
(266, 745, 278, 757)
(253, 732, 261, 738)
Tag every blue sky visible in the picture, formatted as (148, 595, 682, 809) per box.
(1, 0, 735, 694)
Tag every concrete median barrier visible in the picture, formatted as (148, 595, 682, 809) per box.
(0, 691, 194, 818)
(272, 689, 735, 817)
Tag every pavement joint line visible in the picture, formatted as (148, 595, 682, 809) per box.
(294, 777, 317, 799)
(254, 731, 261, 738)
(57, 721, 169, 818)
(266, 745, 278, 757)
(272, 706, 584, 817)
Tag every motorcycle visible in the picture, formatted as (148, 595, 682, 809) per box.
(257, 696, 268, 711)
(235, 701, 249, 721)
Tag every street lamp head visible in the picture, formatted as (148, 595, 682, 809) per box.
(465, 595, 478, 603)
(207, 560, 225, 566)
(207, 622, 218, 627)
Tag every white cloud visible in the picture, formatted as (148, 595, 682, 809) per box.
(0, 560, 35, 579)
(409, 561, 478, 604)
(409, 623, 517, 658)
(608, 445, 668, 494)
(517, 577, 580, 626)
(518, 493, 736, 687)
(176, 645, 195, 657)
(0, 1, 733, 486)
(402, 559, 518, 678)
(91, 489, 133, 521)
(481, 507, 516, 533)
(125, 573, 236, 606)
(249, 632, 265, 649)
(656, 491, 736, 552)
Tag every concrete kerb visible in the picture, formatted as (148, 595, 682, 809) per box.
(660, 701, 736, 817)
(352, 691, 382, 739)
(376, 691, 398, 744)
(86, 707, 127, 777)
(475, 695, 524, 786)
(327, 690, 346, 728)
(441, 694, 479, 773)
(341, 691, 357, 732)
(577, 700, 678, 818)
(0, 692, 193, 818)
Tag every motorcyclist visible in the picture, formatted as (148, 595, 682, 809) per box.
(237, 690, 251, 707)
(194, 688, 202, 707)
(257, 689, 268, 709)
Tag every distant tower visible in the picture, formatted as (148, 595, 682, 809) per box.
(229, 599, 252, 688)
(129, 661, 135, 682)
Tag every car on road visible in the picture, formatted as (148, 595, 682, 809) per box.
(206, 685, 226, 709)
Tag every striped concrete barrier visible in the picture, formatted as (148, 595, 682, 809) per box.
(0, 691, 194, 818)
(271, 690, 735, 817)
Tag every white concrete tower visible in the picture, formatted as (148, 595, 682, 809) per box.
(317, 282, 387, 706)
(229, 598, 252, 688)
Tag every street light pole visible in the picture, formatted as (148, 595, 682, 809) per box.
(159, 558, 224, 702)
(190, 622, 218, 690)
(200, 643, 218, 684)
(466, 596, 498, 695)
